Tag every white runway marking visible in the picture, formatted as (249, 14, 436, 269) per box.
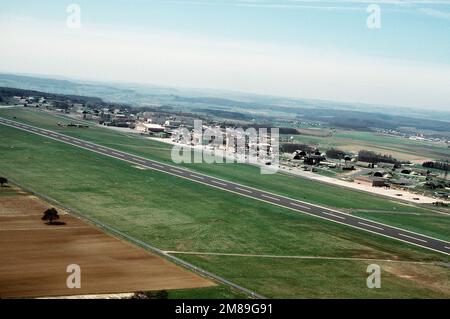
(235, 187, 252, 193)
(358, 222, 384, 231)
(261, 194, 280, 201)
(211, 180, 227, 186)
(290, 202, 311, 210)
(190, 175, 204, 180)
(321, 211, 346, 220)
(398, 233, 427, 243)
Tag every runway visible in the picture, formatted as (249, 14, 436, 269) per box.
(1, 117, 449, 256)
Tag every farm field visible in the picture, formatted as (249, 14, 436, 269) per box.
(0, 108, 448, 241)
(0, 186, 214, 298)
(0, 120, 449, 298)
(289, 129, 450, 163)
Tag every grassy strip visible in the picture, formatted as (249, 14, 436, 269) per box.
(179, 254, 450, 298)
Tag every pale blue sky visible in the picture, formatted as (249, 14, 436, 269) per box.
(1, 0, 449, 110)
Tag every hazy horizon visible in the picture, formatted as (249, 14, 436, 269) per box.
(1, 0, 449, 111)
(2, 70, 450, 118)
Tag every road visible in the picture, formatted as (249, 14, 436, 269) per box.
(1, 117, 449, 256)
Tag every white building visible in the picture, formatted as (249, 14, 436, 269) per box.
(135, 122, 165, 133)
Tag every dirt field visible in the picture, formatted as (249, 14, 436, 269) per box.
(296, 128, 332, 137)
(0, 186, 214, 298)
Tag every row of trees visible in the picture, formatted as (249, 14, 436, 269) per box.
(422, 161, 449, 172)
(325, 148, 347, 160)
(357, 150, 400, 166)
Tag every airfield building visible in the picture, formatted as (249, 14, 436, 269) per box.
(354, 176, 387, 187)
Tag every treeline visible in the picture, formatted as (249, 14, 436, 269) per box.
(0, 87, 103, 104)
(192, 108, 255, 121)
(0, 87, 132, 111)
(422, 161, 449, 171)
(358, 150, 400, 165)
(326, 148, 346, 159)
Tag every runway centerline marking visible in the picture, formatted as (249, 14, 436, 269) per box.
(190, 175, 204, 180)
(211, 180, 227, 186)
(235, 187, 252, 193)
(261, 194, 280, 201)
(398, 233, 427, 243)
(290, 202, 311, 210)
(358, 222, 384, 231)
(321, 211, 346, 220)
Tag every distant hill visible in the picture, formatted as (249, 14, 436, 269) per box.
(0, 73, 448, 130)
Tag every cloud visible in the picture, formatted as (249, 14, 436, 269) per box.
(289, 0, 448, 2)
(419, 7, 450, 19)
(1, 14, 449, 110)
(168, 0, 450, 6)
(166, 0, 450, 13)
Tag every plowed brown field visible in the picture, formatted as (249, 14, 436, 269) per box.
(0, 186, 213, 298)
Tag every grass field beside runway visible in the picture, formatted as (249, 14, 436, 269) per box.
(0, 108, 448, 241)
(179, 254, 450, 298)
(0, 124, 449, 298)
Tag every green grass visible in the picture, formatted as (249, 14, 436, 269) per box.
(0, 107, 449, 242)
(180, 255, 450, 298)
(0, 121, 449, 298)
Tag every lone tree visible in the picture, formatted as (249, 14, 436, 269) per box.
(0, 177, 7, 187)
(41, 208, 60, 225)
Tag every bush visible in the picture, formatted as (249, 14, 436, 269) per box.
(0, 177, 8, 187)
(131, 290, 169, 299)
(326, 148, 346, 159)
